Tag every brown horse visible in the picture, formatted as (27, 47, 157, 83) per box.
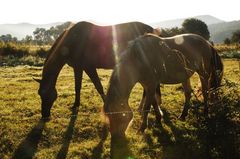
(34, 21, 154, 119)
(103, 33, 223, 137)
(139, 33, 224, 120)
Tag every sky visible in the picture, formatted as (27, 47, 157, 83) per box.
(1, 0, 240, 24)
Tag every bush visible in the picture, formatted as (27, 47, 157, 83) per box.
(0, 43, 48, 66)
(36, 48, 48, 58)
(219, 51, 240, 58)
(197, 79, 240, 159)
(0, 43, 29, 57)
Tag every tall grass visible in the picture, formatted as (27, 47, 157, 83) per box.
(0, 42, 49, 66)
(215, 44, 240, 58)
(215, 44, 240, 53)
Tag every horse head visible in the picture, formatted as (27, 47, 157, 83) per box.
(104, 99, 133, 138)
(34, 78, 57, 120)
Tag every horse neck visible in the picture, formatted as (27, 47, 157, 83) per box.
(41, 53, 66, 89)
(106, 60, 138, 106)
(41, 29, 70, 89)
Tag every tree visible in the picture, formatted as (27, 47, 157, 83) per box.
(23, 35, 33, 44)
(224, 38, 231, 45)
(52, 22, 72, 39)
(0, 34, 18, 43)
(231, 30, 240, 44)
(32, 22, 72, 45)
(33, 28, 47, 45)
(182, 18, 210, 40)
(160, 27, 184, 37)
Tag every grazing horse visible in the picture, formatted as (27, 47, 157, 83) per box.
(34, 21, 154, 119)
(103, 33, 223, 137)
(139, 33, 224, 120)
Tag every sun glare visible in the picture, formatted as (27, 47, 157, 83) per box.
(0, 0, 239, 24)
(112, 26, 119, 63)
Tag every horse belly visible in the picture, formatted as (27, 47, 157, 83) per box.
(159, 71, 191, 84)
(158, 63, 193, 84)
(84, 45, 115, 69)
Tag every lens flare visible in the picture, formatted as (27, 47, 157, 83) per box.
(112, 26, 119, 63)
(174, 36, 184, 45)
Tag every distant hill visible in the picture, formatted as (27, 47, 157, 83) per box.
(151, 15, 240, 43)
(208, 20, 240, 43)
(0, 22, 63, 40)
(151, 15, 225, 28)
(0, 15, 240, 43)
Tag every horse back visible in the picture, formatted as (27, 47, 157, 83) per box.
(75, 21, 153, 68)
(129, 35, 196, 84)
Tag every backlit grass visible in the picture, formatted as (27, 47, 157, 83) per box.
(0, 59, 239, 159)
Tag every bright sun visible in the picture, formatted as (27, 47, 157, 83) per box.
(0, 0, 239, 24)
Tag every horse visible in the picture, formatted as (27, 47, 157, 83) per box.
(34, 21, 155, 119)
(103, 33, 223, 138)
(139, 33, 224, 120)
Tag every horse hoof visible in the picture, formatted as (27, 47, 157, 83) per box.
(41, 116, 51, 122)
(155, 121, 163, 128)
(137, 108, 143, 115)
(72, 103, 80, 110)
(178, 115, 186, 121)
(73, 101, 80, 107)
(138, 125, 147, 133)
(138, 128, 145, 134)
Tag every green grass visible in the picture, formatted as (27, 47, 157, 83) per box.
(0, 59, 239, 159)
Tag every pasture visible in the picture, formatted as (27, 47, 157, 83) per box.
(0, 59, 239, 159)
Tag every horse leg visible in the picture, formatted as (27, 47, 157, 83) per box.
(155, 84, 162, 105)
(85, 68, 105, 102)
(152, 92, 163, 127)
(139, 84, 161, 115)
(139, 90, 152, 132)
(179, 79, 192, 120)
(138, 89, 146, 114)
(73, 67, 83, 107)
(139, 87, 157, 132)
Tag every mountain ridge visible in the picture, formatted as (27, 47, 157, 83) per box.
(0, 15, 239, 43)
(151, 15, 225, 28)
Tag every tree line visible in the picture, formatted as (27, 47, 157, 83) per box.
(0, 19, 240, 45)
(160, 18, 210, 40)
(0, 22, 72, 45)
(224, 30, 240, 44)
(159, 18, 240, 45)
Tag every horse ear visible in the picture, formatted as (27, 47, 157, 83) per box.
(33, 77, 42, 83)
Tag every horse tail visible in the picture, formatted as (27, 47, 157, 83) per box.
(209, 45, 224, 90)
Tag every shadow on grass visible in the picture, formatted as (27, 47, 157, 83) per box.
(56, 106, 79, 159)
(91, 124, 109, 159)
(160, 108, 203, 159)
(110, 135, 133, 159)
(144, 95, 240, 159)
(91, 125, 133, 159)
(143, 106, 205, 159)
(12, 120, 46, 159)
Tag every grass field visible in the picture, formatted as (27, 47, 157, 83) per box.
(0, 59, 239, 159)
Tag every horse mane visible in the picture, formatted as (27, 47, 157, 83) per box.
(44, 23, 74, 65)
(104, 68, 122, 112)
(44, 31, 65, 63)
